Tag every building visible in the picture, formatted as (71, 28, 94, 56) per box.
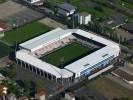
(121, 23, 133, 34)
(35, 90, 45, 100)
(0, 20, 8, 37)
(23, 0, 43, 5)
(7, 93, 17, 100)
(16, 28, 120, 82)
(127, 39, 133, 45)
(57, 3, 76, 17)
(0, 73, 6, 83)
(102, 13, 125, 29)
(75, 12, 91, 25)
(65, 91, 75, 100)
(18, 96, 28, 100)
(0, 85, 8, 100)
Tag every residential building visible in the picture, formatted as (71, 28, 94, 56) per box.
(65, 91, 75, 100)
(0, 85, 8, 100)
(18, 96, 28, 100)
(35, 90, 46, 100)
(7, 93, 17, 100)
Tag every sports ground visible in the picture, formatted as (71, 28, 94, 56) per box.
(2, 22, 51, 45)
(41, 42, 92, 67)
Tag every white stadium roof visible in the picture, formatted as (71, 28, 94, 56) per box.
(16, 49, 73, 78)
(16, 28, 120, 78)
(20, 28, 72, 52)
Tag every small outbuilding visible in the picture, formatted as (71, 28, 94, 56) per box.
(75, 12, 91, 25)
(57, 3, 76, 17)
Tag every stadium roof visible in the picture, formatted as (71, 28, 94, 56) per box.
(20, 28, 72, 52)
(17, 28, 120, 78)
(16, 49, 73, 78)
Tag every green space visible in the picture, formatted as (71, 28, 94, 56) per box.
(87, 77, 133, 99)
(0, 42, 12, 58)
(41, 42, 91, 67)
(2, 22, 52, 44)
(0, 0, 6, 3)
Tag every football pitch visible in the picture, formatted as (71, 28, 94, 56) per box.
(41, 42, 92, 67)
(2, 22, 51, 45)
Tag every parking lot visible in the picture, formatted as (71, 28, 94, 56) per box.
(0, 1, 45, 27)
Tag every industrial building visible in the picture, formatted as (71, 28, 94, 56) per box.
(16, 28, 120, 82)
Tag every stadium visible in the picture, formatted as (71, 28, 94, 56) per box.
(16, 28, 120, 82)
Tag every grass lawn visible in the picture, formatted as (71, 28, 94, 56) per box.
(2, 22, 52, 44)
(41, 42, 91, 67)
(0, 42, 12, 58)
(0, 0, 6, 3)
(87, 77, 133, 99)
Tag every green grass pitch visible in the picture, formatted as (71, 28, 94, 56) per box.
(41, 42, 92, 67)
(2, 22, 51, 45)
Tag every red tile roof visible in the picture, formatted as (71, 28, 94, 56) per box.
(0, 20, 8, 29)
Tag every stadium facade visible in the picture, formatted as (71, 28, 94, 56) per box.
(16, 28, 120, 82)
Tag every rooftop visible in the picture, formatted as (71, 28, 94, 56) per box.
(35, 90, 45, 96)
(76, 12, 90, 16)
(121, 23, 133, 34)
(58, 3, 76, 11)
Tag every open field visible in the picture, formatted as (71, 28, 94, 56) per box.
(2, 22, 51, 44)
(0, 42, 12, 58)
(87, 77, 133, 99)
(41, 42, 92, 67)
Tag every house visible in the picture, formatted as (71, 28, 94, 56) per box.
(0, 73, 6, 83)
(18, 96, 28, 100)
(57, 3, 76, 17)
(65, 91, 75, 100)
(127, 39, 133, 45)
(102, 13, 125, 30)
(0, 20, 8, 37)
(35, 90, 46, 100)
(121, 23, 133, 34)
(0, 85, 8, 100)
(7, 93, 17, 100)
(75, 12, 91, 25)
